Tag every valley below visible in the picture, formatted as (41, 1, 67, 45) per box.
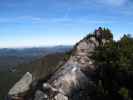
(0, 46, 72, 100)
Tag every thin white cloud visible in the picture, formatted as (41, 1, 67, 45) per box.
(0, 16, 42, 24)
(18, 16, 41, 21)
(96, 0, 128, 6)
(0, 16, 117, 24)
(120, 10, 133, 16)
(118, 4, 133, 16)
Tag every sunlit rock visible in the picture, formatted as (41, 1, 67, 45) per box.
(8, 72, 32, 97)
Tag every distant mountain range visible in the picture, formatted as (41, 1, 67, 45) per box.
(0, 53, 67, 100)
(0, 46, 72, 71)
(0, 46, 72, 100)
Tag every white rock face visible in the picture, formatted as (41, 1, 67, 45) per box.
(54, 93, 68, 100)
(8, 72, 32, 96)
(44, 36, 99, 99)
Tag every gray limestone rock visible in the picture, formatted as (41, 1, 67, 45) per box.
(8, 72, 32, 96)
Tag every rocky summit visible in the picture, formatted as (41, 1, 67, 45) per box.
(8, 28, 109, 100)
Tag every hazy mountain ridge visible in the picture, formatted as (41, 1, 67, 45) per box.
(0, 46, 72, 71)
(0, 46, 72, 100)
(0, 46, 72, 56)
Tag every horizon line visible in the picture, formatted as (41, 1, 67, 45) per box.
(0, 45, 73, 49)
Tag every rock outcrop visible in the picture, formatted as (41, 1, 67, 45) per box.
(8, 28, 108, 100)
(8, 72, 32, 99)
(41, 36, 99, 100)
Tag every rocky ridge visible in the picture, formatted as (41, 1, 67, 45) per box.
(8, 28, 108, 100)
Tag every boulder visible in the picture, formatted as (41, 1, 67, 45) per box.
(8, 72, 32, 97)
(34, 90, 48, 100)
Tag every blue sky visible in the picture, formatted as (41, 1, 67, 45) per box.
(0, 0, 133, 48)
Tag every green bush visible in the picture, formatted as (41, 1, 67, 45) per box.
(91, 29, 133, 100)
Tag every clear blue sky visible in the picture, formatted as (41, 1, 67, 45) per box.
(0, 0, 133, 48)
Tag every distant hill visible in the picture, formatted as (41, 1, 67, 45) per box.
(0, 53, 68, 100)
(0, 46, 72, 71)
(0, 46, 72, 100)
